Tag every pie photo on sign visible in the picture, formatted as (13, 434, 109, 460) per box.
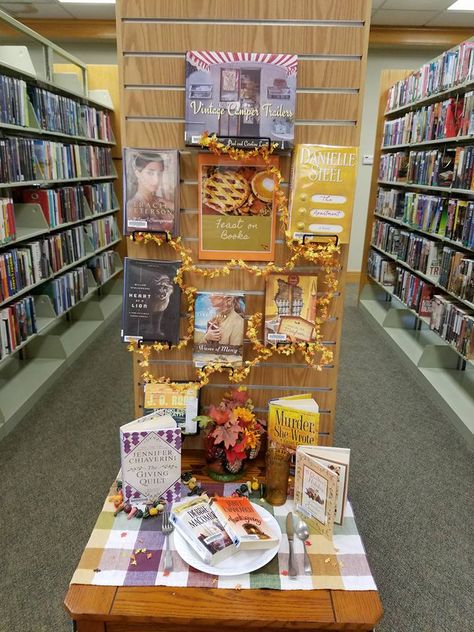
(201, 165, 274, 217)
(198, 153, 279, 261)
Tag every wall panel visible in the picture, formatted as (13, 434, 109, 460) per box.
(117, 0, 370, 446)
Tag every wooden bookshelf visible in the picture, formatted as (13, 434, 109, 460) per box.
(116, 0, 371, 446)
(359, 53, 474, 449)
(0, 10, 124, 439)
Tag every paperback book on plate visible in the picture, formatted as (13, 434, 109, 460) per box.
(210, 496, 279, 550)
(121, 258, 181, 345)
(123, 148, 179, 236)
(193, 291, 245, 367)
(268, 394, 320, 450)
(171, 496, 237, 564)
(120, 412, 182, 506)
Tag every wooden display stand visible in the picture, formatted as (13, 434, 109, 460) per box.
(117, 0, 371, 446)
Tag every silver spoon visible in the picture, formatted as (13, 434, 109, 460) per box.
(295, 518, 312, 575)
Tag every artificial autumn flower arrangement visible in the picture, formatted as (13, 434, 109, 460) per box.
(195, 387, 266, 479)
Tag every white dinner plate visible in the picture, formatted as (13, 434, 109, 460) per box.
(173, 502, 282, 576)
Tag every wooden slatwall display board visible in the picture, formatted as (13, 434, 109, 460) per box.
(116, 0, 370, 446)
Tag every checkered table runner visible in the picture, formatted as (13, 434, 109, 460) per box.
(71, 482, 377, 590)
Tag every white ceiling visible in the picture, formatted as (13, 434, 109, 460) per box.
(0, 0, 473, 27)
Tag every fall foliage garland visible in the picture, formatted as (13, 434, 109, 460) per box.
(127, 133, 340, 390)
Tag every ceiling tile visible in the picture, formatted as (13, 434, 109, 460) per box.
(0, 2, 72, 18)
(425, 11, 474, 26)
(371, 9, 442, 25)
(59, 4, 115, 19)
(381, 0, 453, 9)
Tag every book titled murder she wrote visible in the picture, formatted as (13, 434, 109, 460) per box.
(268, 394, 320, 450)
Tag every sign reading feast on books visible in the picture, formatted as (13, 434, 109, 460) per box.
(121, 258, 181, 344)
(294, 445, 338, 539)
(268, 394, 320, 450)
(264, 273, 318, 345)
(288, 145, 359, 244)
(143, 382, 200, 435)
(120, 412, 182, 506)
(198, 154, 279, 261)
(193, 291, 245, 367)
(185, 51, 298, 149)
(123, 148, 179, 236)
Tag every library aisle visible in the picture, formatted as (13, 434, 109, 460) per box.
(0, 287, 471, 632)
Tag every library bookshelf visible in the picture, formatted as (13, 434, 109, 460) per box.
(359, 45, 474, 449)
(0, 10, 123, 439)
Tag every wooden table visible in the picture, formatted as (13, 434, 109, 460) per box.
(64, 453, 383, 632)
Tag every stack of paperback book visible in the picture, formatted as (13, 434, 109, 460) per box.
(171, 495, 278, 564)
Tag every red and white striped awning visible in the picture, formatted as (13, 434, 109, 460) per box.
(187, 51, 298, 76)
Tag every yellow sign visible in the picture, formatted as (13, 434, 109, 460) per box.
(288, 144, 358, 245)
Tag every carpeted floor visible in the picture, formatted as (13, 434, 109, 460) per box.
(0, 285, 472, 632)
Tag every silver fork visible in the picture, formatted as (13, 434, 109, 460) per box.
(161, 509, 174, 572)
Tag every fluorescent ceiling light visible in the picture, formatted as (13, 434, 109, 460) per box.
(58, 1, 115, 4)
(447, 0, 474, 10)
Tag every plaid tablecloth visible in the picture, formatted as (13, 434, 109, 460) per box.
(71, 482, 377, 591)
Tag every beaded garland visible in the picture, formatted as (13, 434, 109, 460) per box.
(127, 133, 341, 390)
(109, 473, 263, 520)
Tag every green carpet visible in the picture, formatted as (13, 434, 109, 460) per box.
(0, 286, 471, 631)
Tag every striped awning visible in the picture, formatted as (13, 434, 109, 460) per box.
(187, 51, 298, 76)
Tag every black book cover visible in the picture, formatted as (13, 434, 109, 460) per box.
(121, 258, 181, 344)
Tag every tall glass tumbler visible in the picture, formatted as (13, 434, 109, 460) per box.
(265, 444, 291, 506)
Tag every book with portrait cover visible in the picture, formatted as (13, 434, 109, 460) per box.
(210, 496, 279, 550)
(264, 272, 318, 345)
(121, 258, 181, 344)
(143, 382, 200, 435)
(268, 394, 320, 451)
(123, 148, 179, 236)
(193, 291, 245, 367)
(171, 495, 237, 564)
(294, 445, 338, 539)
(185, 51, 298, 149)
(120, 412, 182, 506)
(198, 153, 278, 261)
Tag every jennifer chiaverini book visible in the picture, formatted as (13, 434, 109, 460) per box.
(120, 412, 182, 506)
(267, 394, 320, 450)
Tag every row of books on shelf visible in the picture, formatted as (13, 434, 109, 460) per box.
(382, 93, 474, 146)
(375, 188, 474, 248)
(0, 73, 113, 141)
(368, 251, 474, 359)
(0, 294, 36, 359)
(22, 180, 116, 228)
(0, 215, 119, 303)
(378, 146, 474, 190)
(0, 250, 119, 359)
(385, 40, 474, 111)
(0, 137, 114, 184)
(370, 222, 474, 300)
(121, 259, 320, 365)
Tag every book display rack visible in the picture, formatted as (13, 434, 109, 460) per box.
(118, 0, 370, 448)
(0, 10, 123, 439)
(359, 43, 474, 448)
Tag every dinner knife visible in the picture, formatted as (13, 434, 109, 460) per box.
(286, 512, 297, 579)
